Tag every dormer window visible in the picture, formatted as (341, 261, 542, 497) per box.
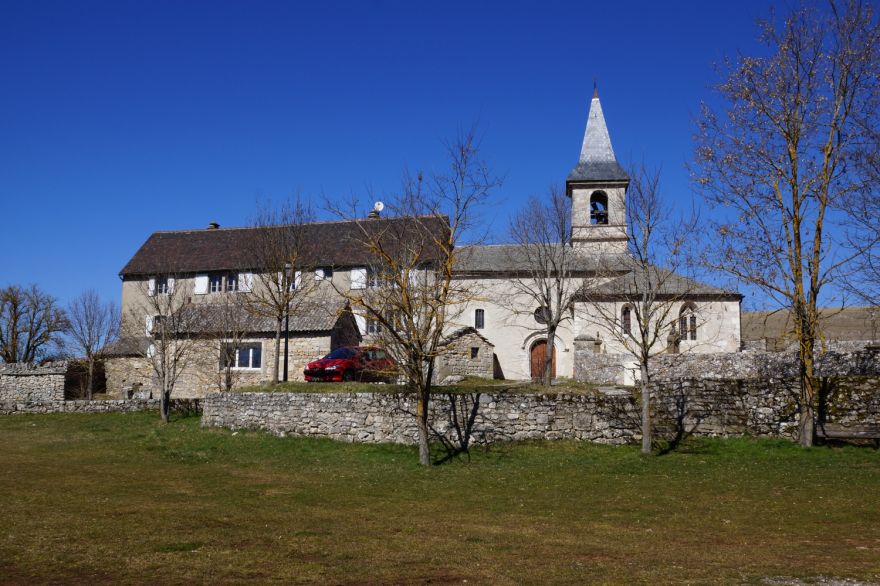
(590, 191, 609, 225)
(209, 272, 238, 293)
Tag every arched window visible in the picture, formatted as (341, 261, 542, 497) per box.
(679, 303, 698, 341)
(621, 305, 632, 336)
(590, 191, 609, 225)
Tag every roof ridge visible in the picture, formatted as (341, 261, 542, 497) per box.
(148, 214, 446, 235)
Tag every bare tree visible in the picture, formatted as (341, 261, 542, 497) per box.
(328, 130, 501, 466)
(207, 293, 257, 392)
(581, 165, 699, 455)
(66, 290, 120, 399)
(693, 1, 880, 446)
(125, 277, 203, 423)
(505, 186, 579, 385)
(0, 284, 68, 364)
(245, 198, 318, 384)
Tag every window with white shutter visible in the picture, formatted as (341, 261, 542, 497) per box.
(351, 268, 367, 290)
(193, 275, 209, 295)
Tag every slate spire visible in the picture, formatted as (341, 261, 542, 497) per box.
(567, 89, 629, 183)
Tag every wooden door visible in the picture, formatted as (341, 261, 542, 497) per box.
(530, 340, 556, 380)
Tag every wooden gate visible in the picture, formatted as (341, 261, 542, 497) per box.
(530, 340, 556, 380)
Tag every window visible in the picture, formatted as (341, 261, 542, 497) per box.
(210, 273, 223, 293)
(221, 343, 262, 369)
(534, 306, 549, 324)
(474, 308, 485, 329)
(209, 272, 238, 293)
(590, 191, 609, 225)
(366, 318, 382, 335)
(367, 268, 386, 289)
(315, 267, 333, 281)
(621, 305, 632, 336)
(156, 276, 169, 295)
(679, 304, 698, 341)
(470, 347, 479, 359)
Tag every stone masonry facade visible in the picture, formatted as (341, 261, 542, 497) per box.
(0, 362, 68, 402)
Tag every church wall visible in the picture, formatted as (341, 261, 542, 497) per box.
(573, 299, 742, 356)
(450, 277, 577, 380)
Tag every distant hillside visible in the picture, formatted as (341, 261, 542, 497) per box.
(742, 306, 880, 351)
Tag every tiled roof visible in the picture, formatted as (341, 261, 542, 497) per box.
(440, 326, 494, 347)
(455, 244, 632, 274)
(120, 216, 449, 277)
(567, 93, 629, 183)
(190, 299, 348, 334)
(103, 299, 350, 357)
(577, 266, 741, 300)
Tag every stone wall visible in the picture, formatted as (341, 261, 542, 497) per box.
(202, 391, 639, 445)
(104, 333, 334, 398)
(572, 350, 631, 385)
(201, 372, 880, 446)
(573, 342, 880, 384)
(434, 329, 495, 383)
(0, 362, 68, 402)
(0, 398, 201, 415)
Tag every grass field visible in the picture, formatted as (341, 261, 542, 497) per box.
(1, 412, 879, 585)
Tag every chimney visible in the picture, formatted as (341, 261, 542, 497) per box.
(207, 222, 220, 230)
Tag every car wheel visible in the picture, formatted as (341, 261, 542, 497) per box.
(342, 370, 354, 382)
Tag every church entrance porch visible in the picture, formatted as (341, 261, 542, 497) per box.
(529, 339, 556, 381)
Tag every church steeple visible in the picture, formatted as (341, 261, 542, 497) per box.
(566, 88, 629, 254)
(567, 87, 629, 184)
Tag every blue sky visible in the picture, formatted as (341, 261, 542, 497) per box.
(0, 0, 772, 309)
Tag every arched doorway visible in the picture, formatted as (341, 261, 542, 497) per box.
(530, 339, 556, 381)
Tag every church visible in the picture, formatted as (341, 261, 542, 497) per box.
(453, 89, 742, 384)
(108, 91, 742, 396)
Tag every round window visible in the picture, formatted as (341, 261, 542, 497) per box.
(534, 306, 549, 324)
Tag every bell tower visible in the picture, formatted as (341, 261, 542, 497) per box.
(566, 86, 629, 254)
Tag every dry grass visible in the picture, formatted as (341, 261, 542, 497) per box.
(1, 412, 879, 585)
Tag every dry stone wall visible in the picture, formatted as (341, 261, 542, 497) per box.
(202, 370, 880, 446)
(0, 398, 200, 415)
(574, 344, 880, 384)
(202, 391, 639, 445)
(0, 362, 68, 402)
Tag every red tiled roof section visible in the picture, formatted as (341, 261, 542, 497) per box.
(119, 215, 450, 277)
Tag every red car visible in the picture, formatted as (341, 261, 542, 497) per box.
(303, 346, 397, 383)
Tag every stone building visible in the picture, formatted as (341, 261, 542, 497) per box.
(452, 90, 742, 382)
(109, 90, 743, 395)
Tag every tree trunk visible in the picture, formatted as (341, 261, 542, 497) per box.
(416, 388, 430, 466)
(271, 317, 282, 385)
(640, 362, 651, 455)
(86, 357, 95, 401)
(543, 327, 556, 387)
(798, 340, 816, 448)
(160, 384, 170, 424)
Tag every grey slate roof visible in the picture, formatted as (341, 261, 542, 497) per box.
(440, 326, 494, 347)
(577, 266, 741, 300)
(120, 216, 449, 277)
(455, 244, 631, 274)
(196, 299, 347, 334)
(567, 93, 629, 183)
(104, 299, 349, 357)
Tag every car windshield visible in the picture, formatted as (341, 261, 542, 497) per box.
(324, 347, 356, 359)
